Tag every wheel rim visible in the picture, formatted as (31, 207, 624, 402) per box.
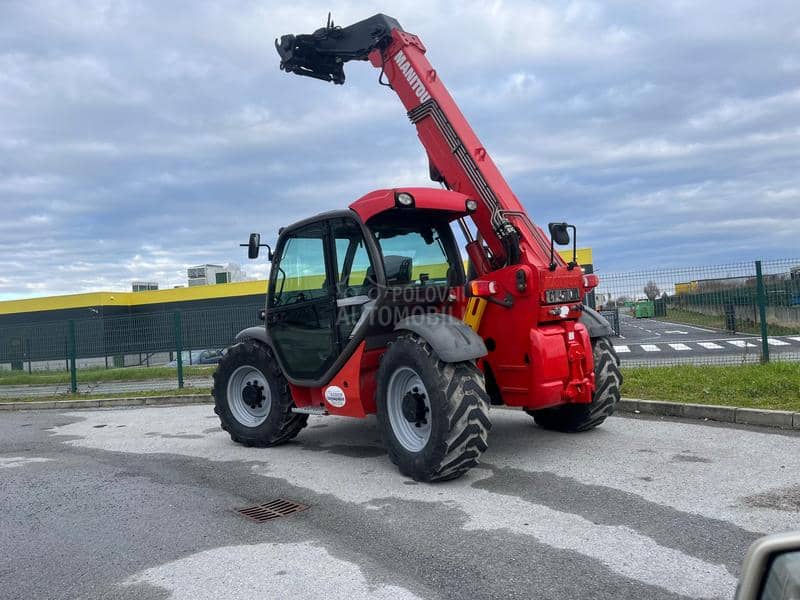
(227, 365, 271, 427)
(386, 366, 432, 453)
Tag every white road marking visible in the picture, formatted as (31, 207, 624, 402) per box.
(767, 338, 790, 346)
(698, 342, 723, 349)
(789, 337, 800, 343)
(668, 343, 691, 351)
(122, 542, 423, 600)
(613, 345, 630, 353)
(728, 340, 756, 348)
(640, 344, 661, 352)
(0, 457, 51, 469)
(665, 330, 689, 335)
(656, 320, 716, 333)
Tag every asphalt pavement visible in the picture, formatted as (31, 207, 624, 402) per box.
(2, 405, 799, 599)
(613, 314, 800, 364)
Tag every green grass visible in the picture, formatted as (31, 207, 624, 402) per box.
(0, 365, 213, 386)
(656, 307, 799, 336)
(621, 362, 800, 412)
(4, 387, 211, 403)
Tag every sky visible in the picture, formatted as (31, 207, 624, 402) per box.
(1, 0, 799, 300)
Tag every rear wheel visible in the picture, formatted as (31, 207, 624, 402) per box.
(527, 337, 622, 432)
(376, 334, 491, 482)
(213, 340, 308, 446)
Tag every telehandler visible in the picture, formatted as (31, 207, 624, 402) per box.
(213, 14, 622, 481)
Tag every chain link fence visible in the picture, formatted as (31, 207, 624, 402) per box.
(0, 304, 264, 398)
(595, 258, 800, 366)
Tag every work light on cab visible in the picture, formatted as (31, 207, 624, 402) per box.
(396, 192, 415, 207)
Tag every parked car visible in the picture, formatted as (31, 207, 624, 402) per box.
(167, 349, 226, 367)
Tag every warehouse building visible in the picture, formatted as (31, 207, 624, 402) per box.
(0, 281, 268, 371)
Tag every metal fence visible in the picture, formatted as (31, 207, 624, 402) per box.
(0, 304, 264, 398)
(594, 258, 800, 366)
(1, 258, 799, 399)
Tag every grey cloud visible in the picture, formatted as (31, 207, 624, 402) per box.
(0, 0, 799, 298)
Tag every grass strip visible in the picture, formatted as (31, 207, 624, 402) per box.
(0, 365, 213, 386)
(621, 362, 800, 412)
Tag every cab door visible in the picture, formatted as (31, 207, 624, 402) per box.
(267, 221, 338, 381)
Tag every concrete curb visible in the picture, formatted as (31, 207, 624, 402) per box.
(0, 394, 212, 412)
(1, 394, 797, 431)
(619, 397, 800, 430)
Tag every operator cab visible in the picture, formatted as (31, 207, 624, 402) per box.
(261, 188, 469, 385)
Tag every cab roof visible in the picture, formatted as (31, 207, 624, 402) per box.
(349, 187, 472, 222)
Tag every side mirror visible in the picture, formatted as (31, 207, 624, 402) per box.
(548, 222, 571, 246)
(247, 233, 261, 259)
(736, 531, 800, 599)
(240, 233, 272, 261)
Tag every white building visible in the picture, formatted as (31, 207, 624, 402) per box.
(132, 281, 158, 292)
(187, 263, 247, 287)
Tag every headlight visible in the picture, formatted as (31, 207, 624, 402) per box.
(545, 288, 580, 304)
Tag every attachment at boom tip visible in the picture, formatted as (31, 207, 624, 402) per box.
(275, 13, 402, 85)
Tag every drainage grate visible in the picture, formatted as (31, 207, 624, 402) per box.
(236, 499, 309, 522)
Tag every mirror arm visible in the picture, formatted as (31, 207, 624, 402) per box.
(549, 236, 557, 271)
(567, 225, 577, 270)
(239, 241, 273, 261)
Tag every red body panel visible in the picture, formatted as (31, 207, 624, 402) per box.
(290, 343, 382, 417)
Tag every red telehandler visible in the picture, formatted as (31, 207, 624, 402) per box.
(213, 14, 622, 481)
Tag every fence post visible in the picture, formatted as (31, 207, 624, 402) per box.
(755, 260, 770, 363)
(174, 311, 184, 389)
(68, 320, 78, 393)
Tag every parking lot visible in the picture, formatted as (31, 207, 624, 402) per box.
(2, 405, 799, 599)
(613, 314, 800, 364)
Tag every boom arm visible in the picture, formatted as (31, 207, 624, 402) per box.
(276, 14, 557, 270)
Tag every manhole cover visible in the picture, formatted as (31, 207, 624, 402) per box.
(236, 499, 309, 522)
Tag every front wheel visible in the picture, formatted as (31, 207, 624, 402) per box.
(376, 334, 491, 482)
(527, 337, 622, 432)
(212, 340, 308, 446)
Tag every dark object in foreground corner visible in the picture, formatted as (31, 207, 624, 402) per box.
(736, 531, 800, 600)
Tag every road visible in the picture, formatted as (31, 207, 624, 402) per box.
(2, 405, 799, 599)
(614, 314, 800, 364)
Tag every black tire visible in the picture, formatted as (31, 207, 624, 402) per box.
(375, 333, 491, 482)
(527, 337, 622, 432)
(212, 340, 308, 447)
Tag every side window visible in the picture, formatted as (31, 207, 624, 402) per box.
(270, 224, 327, 308)
(332, 218, 376, 341)
(332, 219, 375, 297)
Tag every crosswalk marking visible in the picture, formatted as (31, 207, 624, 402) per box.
(698, 342, 723, 349)
(727, 340, 757, 348)
(612, 337, 796, 354)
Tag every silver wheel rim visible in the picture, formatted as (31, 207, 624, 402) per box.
(227, 365, 271, 427)
(386, 366, 432, 453)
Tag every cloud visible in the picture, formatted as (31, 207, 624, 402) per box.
(0, 0, 799, 300)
